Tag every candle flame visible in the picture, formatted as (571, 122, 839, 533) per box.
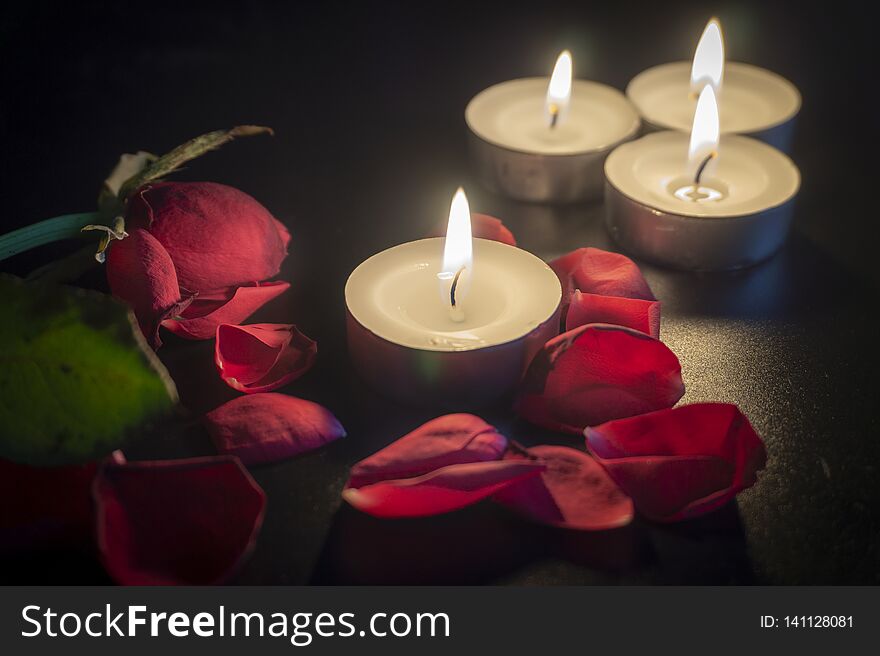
(545, 50, 573, 128)
(690, 18, 724, 96)
(688, 85, 720, 179)
(440, 188, 473, 313)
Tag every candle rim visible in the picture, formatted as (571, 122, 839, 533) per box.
(627, 61, 801, 133)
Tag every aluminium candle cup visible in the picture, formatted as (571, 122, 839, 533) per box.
(345, 238, 561, 408)
(627, 62, 801, 152)
(466, 78, 640, 203)
(604, 131, 800, 271)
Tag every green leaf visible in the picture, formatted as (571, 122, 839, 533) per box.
(0, 275, 178, 465)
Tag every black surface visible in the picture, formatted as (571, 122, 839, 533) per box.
(1, 0, 877, 584)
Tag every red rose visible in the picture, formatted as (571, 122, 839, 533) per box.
(106, 182, 290, 347)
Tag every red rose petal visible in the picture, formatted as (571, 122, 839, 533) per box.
(215, 323, 317, 393)
(584, 403, 767, 522)
(494, 445, 634, 531)
(515, 324, 685, 434)
(430, 213, 517, 246)
(348, 414, 507, 488)
(162, 280, 290, 340)
(551, 247, 654, 303)
(128, 182, 289, 291)
(343, 460, 543, 518)
(93, 455, 265, 585)
(204, 393, 345, 466)
(106, 228, 193, 349)
(566, 290, 661, 338)
(0, 458, 97, 551)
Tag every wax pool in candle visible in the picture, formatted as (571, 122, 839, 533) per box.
(605, 86, 800, 271)
(346, 191, 561, 406)
(466, 52, 640, 202)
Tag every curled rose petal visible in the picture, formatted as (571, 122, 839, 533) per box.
(127, 182, 290, 291)
(163, 280, 290, 340)
(551, 247, 654, 303)
(430, 213, 516, 246)
(215, 323, 317, 393)
(515, 324, 685, 434)
(343, 460, 543, 518)
(0, 458, 97, 552)
(584, 403, 767, 522)
(106, 228, 193, 349)
(204, 393, 345, 466)
(494, 445, 634, 531)
(566, 290, 661, 338)
(348, 414, 507, 488)
(93, 455, 265, 584)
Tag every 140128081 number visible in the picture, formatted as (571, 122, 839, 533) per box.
(785, 616, 853, 628)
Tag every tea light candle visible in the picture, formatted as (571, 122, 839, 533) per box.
(627, 19, 800, 152)
(466, 51, 640, 203)
(605, 86, 800, 271)
(346, 189, 561, 407)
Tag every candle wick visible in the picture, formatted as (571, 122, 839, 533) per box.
(694, 151, 716, 185)
(548, 104, 560, 129)
(449, 266, 466, 308)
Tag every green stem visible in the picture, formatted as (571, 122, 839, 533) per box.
(0, 212, 99, 262)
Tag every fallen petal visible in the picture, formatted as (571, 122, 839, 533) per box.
(163, 280, 290, 340)
(515, 324, 685, 434)
(566, 290, 661, 338)
(215, 323, 317, 393)
(343, 460, 543, 518)
(106, 228, 193, 349)
(348, 414, 507, 488)
(93, 455, 265, 584)
(430, 213, 517, 246)
(551, 247, 654, 303)
(205, 393, 345, 466)
(584, 403, 767, 522)
(494, 445, 634, 531)
(0, 458, 97, 552)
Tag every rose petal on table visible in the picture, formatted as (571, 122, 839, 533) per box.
(566, 290, 661, 338)
(215, 323, 317, 393)
(204, 393, 345, 466)
(550, 247, 654, 303)
(430, 213, 516, 246)
(106, 228, 193, 349)
(343, 460, 543, 518)
(162, 280, 290, 340)
(493, 445, 634, 531)
(515, 323, 685, 434)
(127, 182, 290, 291)
(0, 458, 97, 552)
(348, 414, 508, 488)
(93, 455, 266, 585)
(584, 403, 767, 522)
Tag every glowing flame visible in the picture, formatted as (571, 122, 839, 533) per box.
(439, 188, 473, 316)
(688, 85, 720, 179)
(690, 18, 724, 96)
(545, 50, 572, 127)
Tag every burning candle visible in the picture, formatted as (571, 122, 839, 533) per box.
(627, 18, 800, 152)
(466, 50, 640, 203)
(345, 189, 561, 407)
(604, 85, 800, 271)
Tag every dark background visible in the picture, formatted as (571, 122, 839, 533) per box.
(1, 0, 877, 584)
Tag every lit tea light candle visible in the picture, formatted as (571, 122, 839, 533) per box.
(466, 50, 640, 203)
(627, 18, 800, 152)
(345, 189, 561, 407)
(604, 85, 800, 271)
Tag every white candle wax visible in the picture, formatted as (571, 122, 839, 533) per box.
(604, 131, 800, 270)
(627, 62, 800, 152)
(466, 78, 640, 202)
(345, 238, 561, 406)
